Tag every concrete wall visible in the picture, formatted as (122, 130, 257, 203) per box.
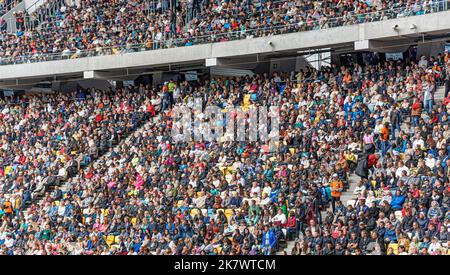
(269, 57, 297, 74)
(417, 40, 446, 58)
(1, 10, 450, 82)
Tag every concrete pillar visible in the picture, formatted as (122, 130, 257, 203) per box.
(429, 41, 445, 57)
(331, 53, 341, 67)
(416, 41, 433, 58)
(152, 71, 164, 87)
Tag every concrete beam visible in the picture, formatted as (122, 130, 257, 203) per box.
(354, 38, 415, 52)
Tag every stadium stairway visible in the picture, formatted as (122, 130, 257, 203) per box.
(277, 173, 359, 255)
(23, 113, 160, 219)
(435, 85, 446, 102)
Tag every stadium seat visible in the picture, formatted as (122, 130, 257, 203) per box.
(218, 166, 227, 174)
(243, 94, 251, 111)
(224, 209, 233, 222)
(106, 235, 115, 247)
(190, 209, 199, 217)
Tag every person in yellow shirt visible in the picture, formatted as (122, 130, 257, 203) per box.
(330, 174, 343, 213)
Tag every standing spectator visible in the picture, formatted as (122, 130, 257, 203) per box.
(330, 174, 344, 213)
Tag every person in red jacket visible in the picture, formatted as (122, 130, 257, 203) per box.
(94, 112, 103, 123)
(443, 93, 450, 106)
(368, 153, 379, 175)
(411, 98, 421, 127)
(285, 211, 297, 241)
(147, 103, 156, 117)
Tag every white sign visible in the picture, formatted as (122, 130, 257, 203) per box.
(385, 52, 403, 61)
(184, 71, 198, 81)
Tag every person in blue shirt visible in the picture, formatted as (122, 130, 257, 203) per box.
(343, 97, 355, 115)
(261, 225, 277, 255)
(166, 218, 175, 235)
(390, 190, 406, 210)
(384, 222, 397, 244)
(64, 200, 74, 217)
(269, 184, 279, 203)
(178, 219, 193, 238)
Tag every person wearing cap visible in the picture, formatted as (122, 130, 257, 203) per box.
(330, 174, 343, 213)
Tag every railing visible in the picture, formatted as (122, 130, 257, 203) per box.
(0, 0, 447, 66)
(2, 0, 443, 32)
(0, 0, 21, 18)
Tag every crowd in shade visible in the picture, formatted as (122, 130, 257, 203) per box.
(0, 50, 449, 255)
(0, 0, 445, 64)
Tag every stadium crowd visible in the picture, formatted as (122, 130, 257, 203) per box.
(0, 50, 449, 255)
(0, 0, 445, 64)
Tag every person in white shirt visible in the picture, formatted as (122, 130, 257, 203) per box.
(395, 161, 410, 178)
(412, 136, 424, 150)
(353, 180, 366, 196)
(4, 234, 14, 248)
(374, 119, 383, 135)
(271, 209, 286, 225)
(418, 56, 428, 69)
(428, 237, 442, 254)
(425, 154, 436, 169)
(250, 181, 261, 197)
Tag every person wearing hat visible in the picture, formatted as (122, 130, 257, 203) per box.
(330, 173, 343, 213)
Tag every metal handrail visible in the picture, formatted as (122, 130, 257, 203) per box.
(0, 0, 446, 66)
(0, 0, 22, 17)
